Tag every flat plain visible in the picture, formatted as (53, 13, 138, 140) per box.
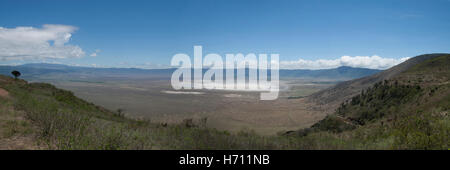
(44, 77, 336, 135)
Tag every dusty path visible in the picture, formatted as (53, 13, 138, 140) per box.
(0, 136, 41, 150)
(0, 88, 9, 98)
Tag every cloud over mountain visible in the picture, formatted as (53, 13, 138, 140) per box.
(280, 55, 410, 70)
(0, 24, 85, 61)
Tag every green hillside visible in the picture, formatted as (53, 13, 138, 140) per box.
(307, 54, 450, 149)
(1, 75, 309, 149)
(0, 54, 449, 149)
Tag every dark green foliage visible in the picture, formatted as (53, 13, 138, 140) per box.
(11, 70, 21, 79)
(337, 80, 423, 125)
(389, 110, 449, 149)
(311, 115, 356, 133)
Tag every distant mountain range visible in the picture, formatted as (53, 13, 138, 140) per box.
(0, 63, 381, 81)
(279, 66, 379, 79)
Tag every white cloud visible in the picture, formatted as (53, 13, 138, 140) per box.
(0, 24, 85, 61)
(90, 49, 101, 57)
(280, 55, 410, 70)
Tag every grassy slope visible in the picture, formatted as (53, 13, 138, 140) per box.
(0, 75, 382, 149)
(308, 53, 447, 109)
(0, 94, 39, 149)
(0, 54, 448, 150)
(308, 55, 450, 149)
(0, 75, 304, 149)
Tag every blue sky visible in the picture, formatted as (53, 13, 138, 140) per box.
(0, 0, 449, 69)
